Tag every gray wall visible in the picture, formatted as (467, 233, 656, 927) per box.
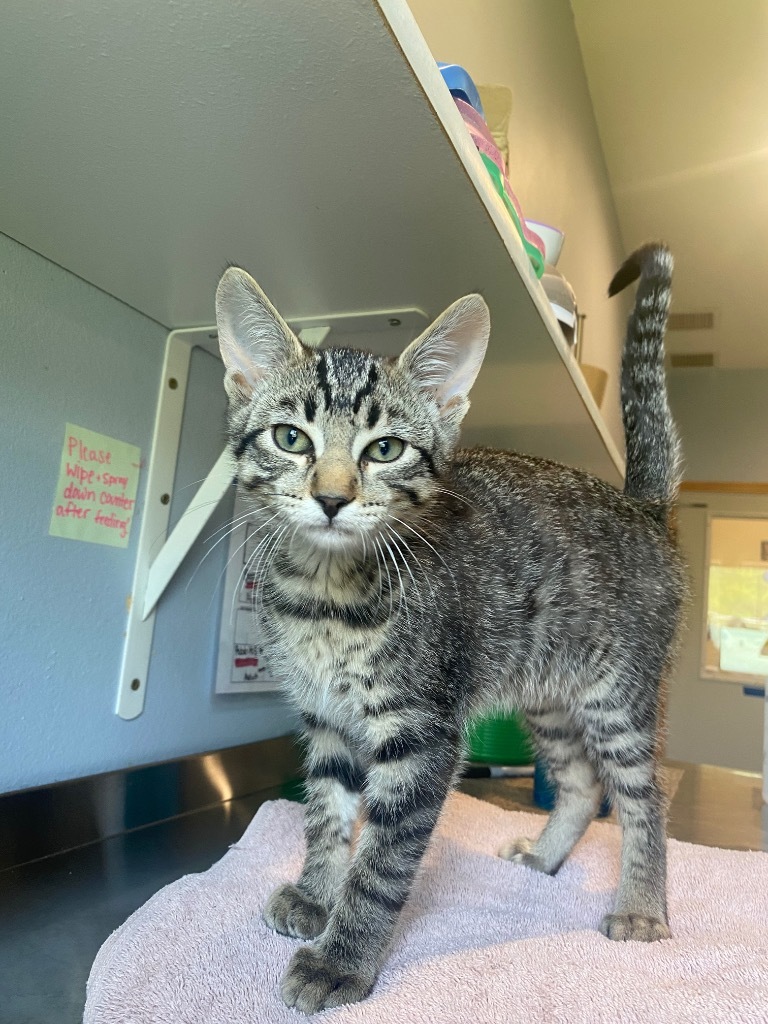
(1, 233, 294, 794)
(668, 368, 768, 482)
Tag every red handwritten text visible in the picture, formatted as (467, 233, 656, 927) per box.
(68, 436, 112, 464)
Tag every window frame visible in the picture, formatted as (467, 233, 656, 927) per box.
(700, 512, 768, 685)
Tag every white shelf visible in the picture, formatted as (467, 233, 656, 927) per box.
(1, 0, 623, 484)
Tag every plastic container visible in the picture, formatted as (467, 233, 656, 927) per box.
(437, 62, 485, 117)
(465, 712, 535, 765)
(446, 93, 545, 279)
(524, 219, 565, 266)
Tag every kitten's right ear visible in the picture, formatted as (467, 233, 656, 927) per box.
(398, 294, 490, 426)
(215, 268, 306, 403)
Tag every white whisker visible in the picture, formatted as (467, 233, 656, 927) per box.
(373, 536, 394, 621)
(381, 533, 409, 626)
(203, 503, 271, 545)
(193, 508, 282, 599)
(383, 523, 427, 617)
(147, 497, 231, 560)
(387, 513, 460, 600)
(254, 523, 292, 622)
(434, 486, 475, 510)
(229, 525, 279, 623)
(189, 507, 276, 595)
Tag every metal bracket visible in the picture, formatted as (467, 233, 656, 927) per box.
(116, 327, 219, 720)
(116, 307, 427, 719)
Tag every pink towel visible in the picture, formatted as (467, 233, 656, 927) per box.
(84, 793, 768, 1023)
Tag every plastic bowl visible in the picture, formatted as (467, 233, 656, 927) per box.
(524, 220, 565, 266)
(465, 712, 535, 765)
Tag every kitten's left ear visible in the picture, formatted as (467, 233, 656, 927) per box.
(398, 294, 490, 422)
(215, 267, 307, 403)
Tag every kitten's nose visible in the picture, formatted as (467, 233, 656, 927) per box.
(314, 494, 351, 522)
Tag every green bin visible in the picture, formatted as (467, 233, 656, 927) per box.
(465, 711, 535, 765)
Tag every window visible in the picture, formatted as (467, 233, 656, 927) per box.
(702, 516, 768, 682)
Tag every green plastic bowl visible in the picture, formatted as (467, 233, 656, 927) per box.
(465, 712, 535, 765)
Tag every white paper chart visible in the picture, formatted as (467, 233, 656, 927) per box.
(214, 493, 281, 694)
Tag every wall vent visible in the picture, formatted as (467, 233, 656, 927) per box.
(667, 311, 715, 331)
(669, 352, 715, 368)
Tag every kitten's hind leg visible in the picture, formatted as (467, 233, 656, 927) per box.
(264, 720, 361, 941)
(498, 707, 602, 874)
(582, 704, 669, 941)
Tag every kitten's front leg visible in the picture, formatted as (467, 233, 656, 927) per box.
(264, 723, 361, 940)
(281, 730, 460, 1013)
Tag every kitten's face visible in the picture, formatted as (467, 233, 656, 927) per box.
(230, 347, 447, 550)
(216, 269, 490, 554)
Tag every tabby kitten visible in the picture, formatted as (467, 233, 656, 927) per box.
(215, 244, 685, 1014)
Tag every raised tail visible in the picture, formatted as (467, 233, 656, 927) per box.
(609, 243, 681, 524)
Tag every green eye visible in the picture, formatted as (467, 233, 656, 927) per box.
(363, 437, 405, 463)
(273, 424, 313, 455)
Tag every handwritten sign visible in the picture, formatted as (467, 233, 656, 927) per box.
(49, 424, 141, 548)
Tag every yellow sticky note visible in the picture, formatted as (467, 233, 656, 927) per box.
(49, 424, 141, 548)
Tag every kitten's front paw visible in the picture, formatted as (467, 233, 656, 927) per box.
(263, 883, 327, 940)
(600, 912, 670, 942)
(498, 837, 548, 873)
(281, 945, 374, 1014)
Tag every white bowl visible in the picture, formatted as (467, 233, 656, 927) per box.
(525, 220, 565, 266)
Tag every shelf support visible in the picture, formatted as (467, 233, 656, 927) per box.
(141, 446, 233, 620)
(116, 327, 220, 720)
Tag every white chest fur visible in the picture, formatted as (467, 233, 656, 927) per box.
(263, 545, 390, 729)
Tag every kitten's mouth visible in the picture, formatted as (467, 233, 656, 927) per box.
(307, 518, 358, 549)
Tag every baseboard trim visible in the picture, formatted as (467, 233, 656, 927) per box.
(0, 735, 302, 871)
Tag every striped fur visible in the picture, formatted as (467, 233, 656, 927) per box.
(216, 245, 685, 1013)
(612, 244, 681, 520)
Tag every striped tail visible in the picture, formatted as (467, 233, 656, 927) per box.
(609, 243, 680, 524)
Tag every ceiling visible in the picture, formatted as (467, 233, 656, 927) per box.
(571, 0, 768, 369)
